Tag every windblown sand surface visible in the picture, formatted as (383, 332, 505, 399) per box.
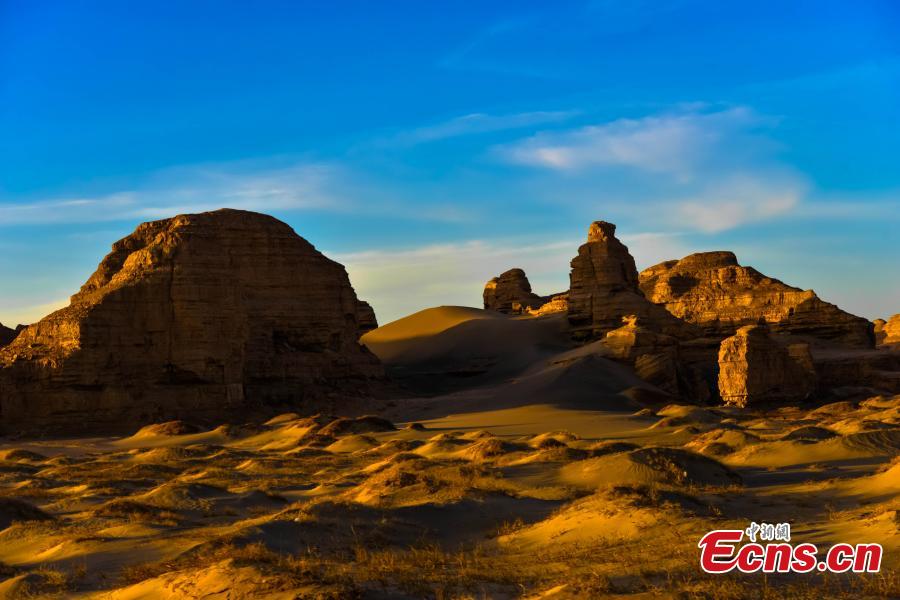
(0, 308, 897, 598)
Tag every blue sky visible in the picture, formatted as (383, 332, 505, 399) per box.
(1, 0, 898, 325)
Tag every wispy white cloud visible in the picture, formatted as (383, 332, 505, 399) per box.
(391, 110, 577, 145)
(496, 106, 809, 232)
(497, 106, 767, 180)
(0, 161, 475, 226)
(0, 193, 139, 225)
(664, 173, 807, 233)
(0, 163, 337, 226)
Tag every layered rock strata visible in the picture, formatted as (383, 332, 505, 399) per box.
(601, 316, 681, 395)
(718, 324, 816, 407)
(567, 221, 693, 340)
(640, 251, 873, 348)
(0, 209, 382, 434)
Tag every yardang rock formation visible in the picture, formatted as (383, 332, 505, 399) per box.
(483, 219, 895, 406)
(567, 221, 693, 340)
(639, 251, 874, 348)
(717, 324, 816, 407)
(483, 268, 546, 314)
(0, 209, 382, 434)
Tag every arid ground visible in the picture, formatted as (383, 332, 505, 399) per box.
(0, 308, 896, 599)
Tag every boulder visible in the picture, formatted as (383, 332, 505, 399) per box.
(717, 324, 816, 407)
(483, 268, 546, 314)
(639, 251, 873, 348)
(0, 209, 382, 435)
(567, 221, 694, 340)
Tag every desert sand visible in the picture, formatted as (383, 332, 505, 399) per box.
(0, 306, 896, 598)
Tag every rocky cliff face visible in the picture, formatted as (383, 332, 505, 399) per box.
(718, 324, 816, 407)
(567, 222, 693, 340)
(0, 324, 19, 349)
(0, 209, 382, 434)
(639, 251, 873, 348)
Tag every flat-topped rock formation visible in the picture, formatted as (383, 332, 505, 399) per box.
(639, 251, 873, 348)
(0, 209, 382, 435)
(718, 324, 816, 407)
(567, 221, 694, 340)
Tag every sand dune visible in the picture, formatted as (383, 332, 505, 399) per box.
(0, 308, 897, 598)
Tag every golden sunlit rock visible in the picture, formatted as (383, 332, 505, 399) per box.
(717, 324, 816, 407)
(639, 251, 874, 348)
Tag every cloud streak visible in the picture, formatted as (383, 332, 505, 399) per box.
(0, 161, 475, 227)
(392, 110, 577, 145)
(662, 172, 808, 233)
(0, 163, 338, 226)
(496, 106, 806, 232)
(497, 106, 769, 178)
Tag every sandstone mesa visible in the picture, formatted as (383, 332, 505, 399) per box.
(0, 209, 382, 434)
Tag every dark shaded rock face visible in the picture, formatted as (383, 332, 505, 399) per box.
(0, 324, 17, 349)
(640, 251, 874, 348)
(0, 209, 382, 435)
(355, 300, 379, 335)
(567, 221, 693, 340)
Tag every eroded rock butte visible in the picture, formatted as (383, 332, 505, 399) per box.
(0, 209, 382, 434)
